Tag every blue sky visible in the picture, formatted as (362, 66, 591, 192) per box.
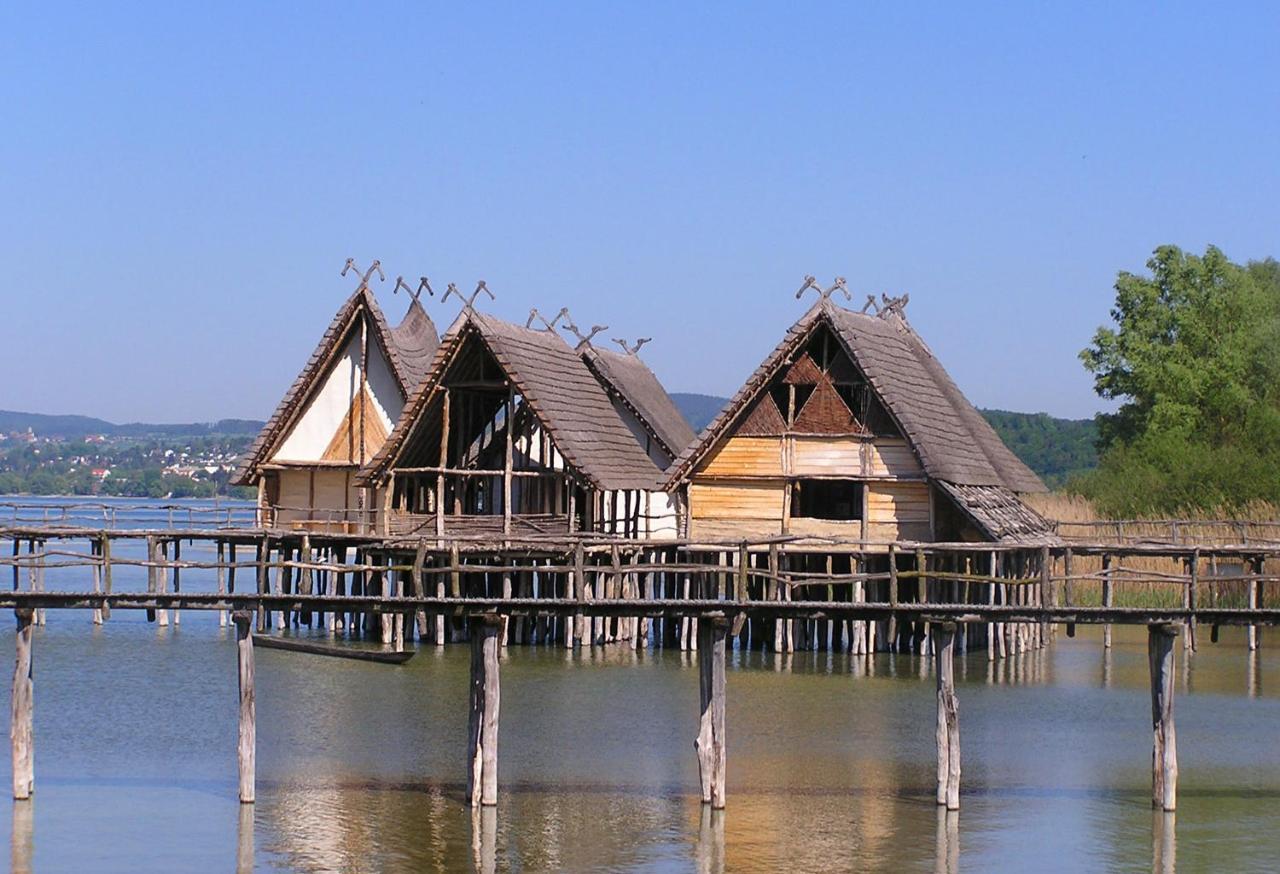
(2, 3, 1277, 423)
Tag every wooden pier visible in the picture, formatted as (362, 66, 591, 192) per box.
(2, 523, 1278, 815)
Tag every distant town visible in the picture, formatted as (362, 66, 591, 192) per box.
(0, 413, 261, 498)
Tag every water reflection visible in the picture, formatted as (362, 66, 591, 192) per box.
(10, 801, 32, 874)
(471, 807, 497, 874)
(1152, 811, 1176, 874)
(695, 807, 724, 874)
(933, 808, 958, 874)
(237, 803, 254, 874)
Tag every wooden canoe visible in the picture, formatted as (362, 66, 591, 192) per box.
(251, 634, 415, 664)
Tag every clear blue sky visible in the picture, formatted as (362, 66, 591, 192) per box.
(2, 3, 1277, 423)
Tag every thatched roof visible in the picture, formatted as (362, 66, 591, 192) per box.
(580, 345, 695, 462)
(935, 482, 1055, 543)
(665, 298, 1047, 494)
(361, 311, 666, 492)
(233, 288, 439, 486)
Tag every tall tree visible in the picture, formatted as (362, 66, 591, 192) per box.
(1078, 245, 1280, 514)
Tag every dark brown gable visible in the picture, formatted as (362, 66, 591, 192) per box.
(736, 392, 788, 436)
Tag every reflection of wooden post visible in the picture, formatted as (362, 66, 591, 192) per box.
(233, 611, 256, 804)
(695, 616, 728, 808)
(467, 616, 502, 807)
(1149, 623, 1178, 811)
(11, 608, 34, 800)
(934, 622, 960, 810)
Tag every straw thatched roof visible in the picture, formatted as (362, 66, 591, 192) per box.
(580, 345, 695, 463)
(935, 481, 1055, 543)
(666, 298, 1047, 495)
(233, 288, 439, 486)
(361, 310, 666, 492)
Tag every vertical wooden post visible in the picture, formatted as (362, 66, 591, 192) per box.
(503, 387, 514, 536)
(695, 616, 728, 809)
(233, 611, 256, 803)
(91, 538, 104, 625)
(467, 615, 502, 808)
(157, 539, 170, 627)
(99, 533, 112, 623)
(1248, 555, 1261, 651)
(172, 539, 182, 626)
(1148, 623, 1178, 811)
(887, 544, 899, 651)
(256, 537, 269, 633)
(1102, 554, 1113, 649)
(11, 608, 34, 800)
(217, 541, 228, 628)
(1063, 549, 1075, 638)
(934, 622, 960, 810)
(1185, 549, 1198, 653)
(573, 541, 586, 647)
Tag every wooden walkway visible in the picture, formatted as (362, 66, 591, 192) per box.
(3, 524, 1278, 815)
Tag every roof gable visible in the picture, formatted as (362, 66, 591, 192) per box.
(665, 300, 1046, 493)
(362, 312, 665, 491)
(233, 287, 438, 485)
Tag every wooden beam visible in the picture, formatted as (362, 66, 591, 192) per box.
(11, 608, 34, 800)
(467, 615, 502, 807)
(1149, 623, 1178, 811)
(934, 622, 960, 810)
(695, 616, 728, 808)
(233, 611, 256, 804)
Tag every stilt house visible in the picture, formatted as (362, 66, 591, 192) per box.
(234, 287, 439, 531)
(664, 294, 1052, 545)
(358, 308, 680, 538)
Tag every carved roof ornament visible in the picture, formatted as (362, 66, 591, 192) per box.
(795, 275, 851, 302)
(341, 258, 385, 292)
(563, 317, 608, 351)
(442, 280, 496, 312)
(526, 306, 571, 332)
(394, 275, 433, 302)
(612, 337, 651, 356)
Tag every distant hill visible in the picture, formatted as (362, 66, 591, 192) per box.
(669, 395, 1096, 486)
(670, 394, 729, 433)
(0, 410, 264, 439)
(979, 410, 1098, 487)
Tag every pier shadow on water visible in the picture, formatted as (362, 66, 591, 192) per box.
(1, 621, 1279, 872)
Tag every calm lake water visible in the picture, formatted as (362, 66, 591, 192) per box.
(1, 498, 1278, 871)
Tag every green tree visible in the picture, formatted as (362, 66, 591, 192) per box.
(1077, 245, 1280, 515)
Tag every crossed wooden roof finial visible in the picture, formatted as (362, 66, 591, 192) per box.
(795, 275, 851, 302)
(341, 258, 385, 292)
(442, 280, 496, 311)
(612, 337, 651, 356)
(563, 317, 608, 351)
(526, 306, 571, 332)
(394, 275, 433, 302)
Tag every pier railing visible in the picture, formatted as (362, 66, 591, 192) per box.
(1, 522, 1277, 815)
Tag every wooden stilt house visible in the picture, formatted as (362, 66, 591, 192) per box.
(358, 308, 677, 538)
(234, 287, 439, 531)
(664, 293, 1052, 545)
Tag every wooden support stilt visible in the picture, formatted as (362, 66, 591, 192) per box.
(91, 539, 103, 625)
(934, 622, 960, 810)
(1248, 555, 1261, 651)
(157, 539, 170, 627)
(1149, 623, 1178, 812)
(467, 615, 502, 807)
(1102, 554, 1114, 649)
(216, 541, 228, 627)
(695, 616, 728, 809)
(233, 611, 256, 804)
(100, 533, 112, 623)
(11, 608, 34, 800)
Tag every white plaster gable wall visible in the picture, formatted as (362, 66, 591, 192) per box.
(272, 326, 405, 463)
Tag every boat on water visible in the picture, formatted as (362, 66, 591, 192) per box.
(251, 634, 415, 664)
